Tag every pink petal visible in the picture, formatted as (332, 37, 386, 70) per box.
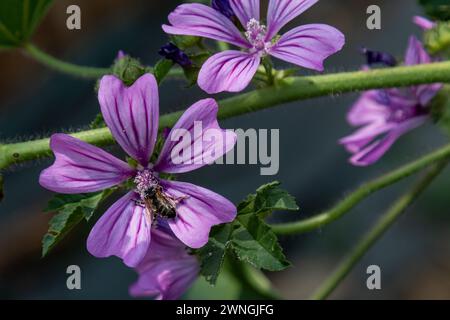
(404, 36, 442, 106)
(98, 73, 159, 166)
(269, 24, 345, 71)
(339, 123, 396, 153)
(404, 36, 431, 66)
(413, 16, 436, 31)
(416, 82, 442, 106)
(162, 3, 250, 48)
(87, 192, 152, 267)
(349, 116, 428, 166)
(154, 98, 237, 174)
(161, 180, 237, 249)
(229, 0, 260, 26)
(39, 134, 133, 194)
(129, 228, 199, 300)
(266, 0, 319, 40)
(130, 260, 198, 300)
(346, 90, 391, 126)
(198, 50, 260, 94)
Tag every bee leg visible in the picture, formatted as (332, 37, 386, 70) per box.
(152, 215, 158, 227)
(171, 195, 189, 204)
(134, 199, 145, 207)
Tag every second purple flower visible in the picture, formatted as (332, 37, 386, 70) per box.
(163, 0, 345, 94)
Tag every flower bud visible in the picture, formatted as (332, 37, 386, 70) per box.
(158, 43, 192, 68)
(111, 55, 147, 86)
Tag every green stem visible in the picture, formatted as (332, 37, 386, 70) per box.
(22, 43, 185, 79)
(262, 57, 274, 85)
(310, 160, 448, 300)
(271, 144, 450, 235)
(1, 61, 450, 171)
(23, 43, 110, 78)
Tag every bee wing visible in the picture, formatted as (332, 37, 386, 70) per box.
(142, 199, 155, 223)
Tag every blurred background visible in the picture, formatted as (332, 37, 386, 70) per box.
(0, 0, 449, 299)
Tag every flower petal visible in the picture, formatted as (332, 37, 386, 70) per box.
(346, 90, 391, 126)
(339, 122, 396, 153)
(266, 0, 318, 40)
(404, 36, 431, 66)
(404, 36, 442, 106)
(130, 259, 198, 300)
(154, 98, 237, 173)
(229, 0, 260, 26)
(129, 228, 199, 300)
(348, 116, 428, 166)
(87, 192, 151, 267)
(98, 73, 159, 166)
(269, 24, 345, 71)
(416, 82, 442, 106)
(160, 180, 237, 249)
(197, 50, 260, 94)
(162, 3, 250, 48)
(413, 16, 436, 31)
(39, 134, 133, 194)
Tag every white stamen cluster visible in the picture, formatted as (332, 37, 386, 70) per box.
(245, 18, 272, 53)
(134, 169, 159, 198)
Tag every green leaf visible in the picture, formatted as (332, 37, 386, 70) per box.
(239, 181, 299, 215)
(231, 213, 291, 271)
(153, 59, 174, 84)
(253, 181, 299, 213)
(0, 0, 54, 49)
(42, 189, 114, 257)
(419, 0, 450, 21)
(198, 224, 233, 285)
(198, 182, 298, 283)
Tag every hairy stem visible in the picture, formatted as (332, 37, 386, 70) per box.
(271, 144, 450, 235)
(310, 161, 448, 300)
(22, 43, 184, 79)
(1, 61, 450, 171)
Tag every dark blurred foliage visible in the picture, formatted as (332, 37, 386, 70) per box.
(0, 0, 449, 299)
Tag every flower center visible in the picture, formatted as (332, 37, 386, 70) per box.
(376, 91, 428, 123)
(134, 169, 159, 200)
(390, 104, 427, 122)
(245, 19, 271, 53)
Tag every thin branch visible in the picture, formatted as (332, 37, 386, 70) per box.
(271, 144, 450, 235)
(309, 160, 448, 300)
(21, 43, 184, 79)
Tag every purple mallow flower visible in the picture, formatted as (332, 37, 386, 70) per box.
(39, 73, 237, 267)
(162, 0, 345, 94)
(129, 225, 199, 300)
(159, 43, 192, 67)
(339, 36, 442, 166)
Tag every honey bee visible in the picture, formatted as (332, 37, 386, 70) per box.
(140, 184, 184, 221)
